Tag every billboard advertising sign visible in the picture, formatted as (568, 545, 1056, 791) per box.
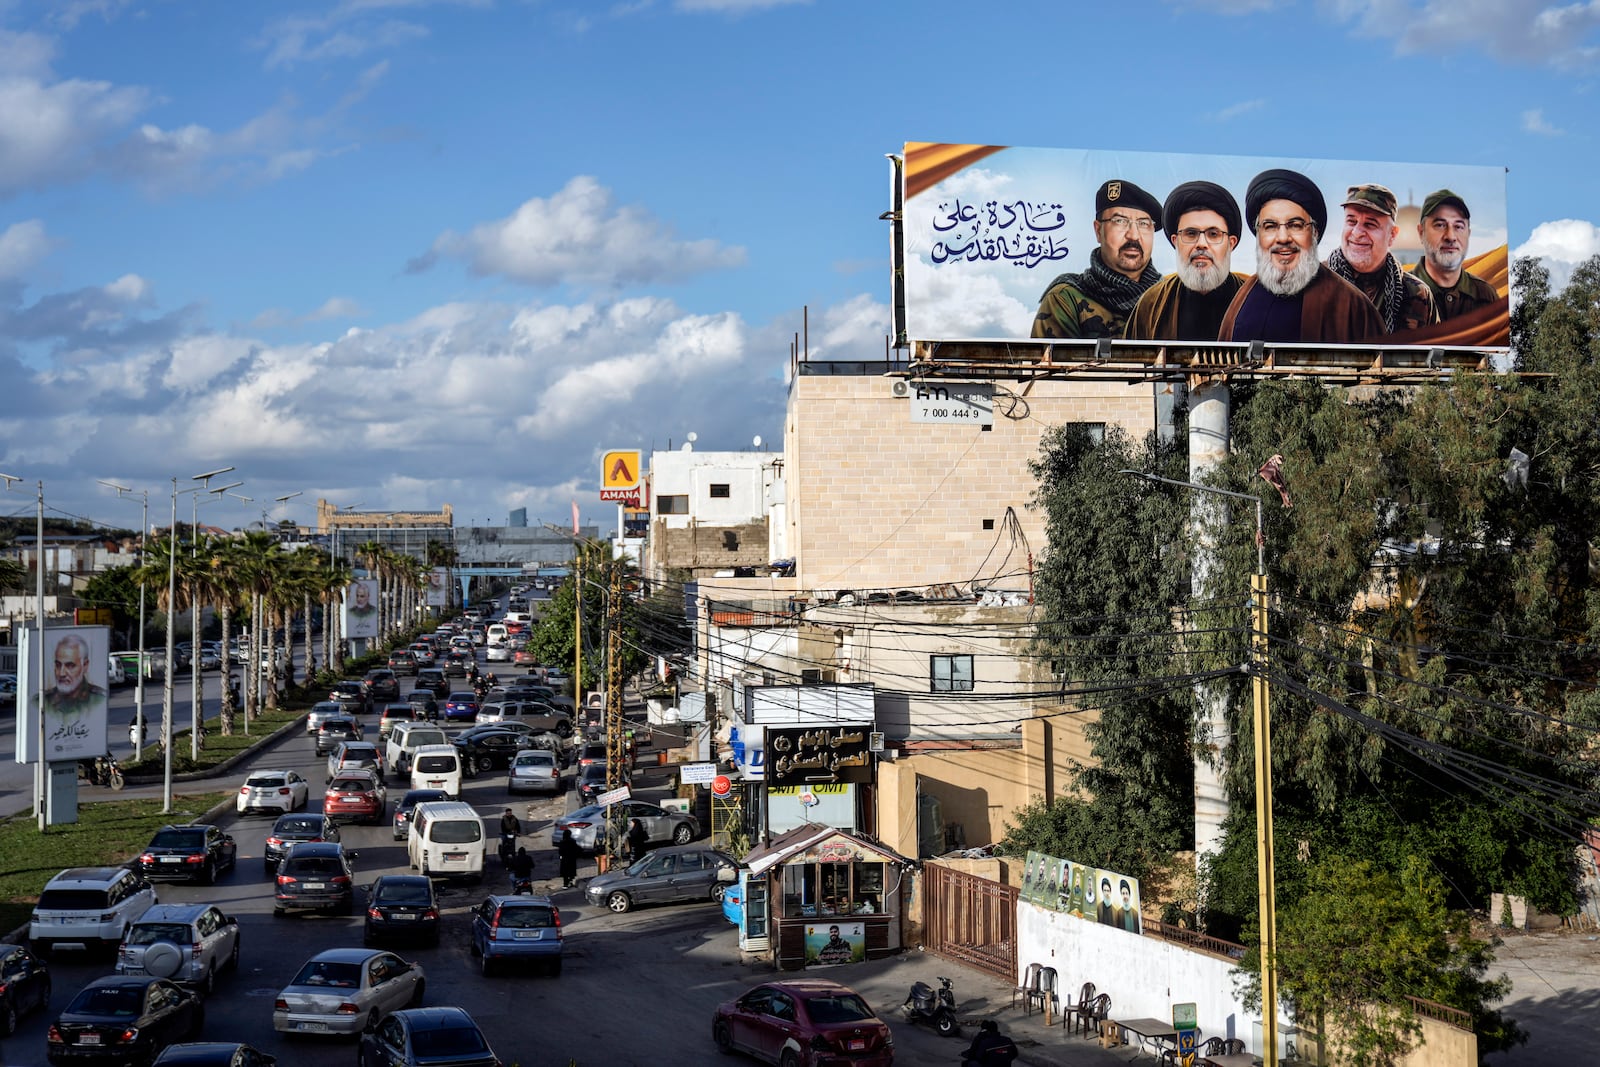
(343, 579, 379, 639)
(765, 725, 874, 787)
(600, 449, 642, 504)
(16, 626, 110, 763)
(902, 142, 1508, 351)
(426, 567, 449, 608)
(1018, 850, 1142, 935)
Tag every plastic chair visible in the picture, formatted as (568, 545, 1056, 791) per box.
(1059, 981, 1095, 1030)
(1073, 992, 1110, 1038)
(1024, 966, 1059, 1019)
(1224, 1038, 1247, 1054)
(1011, 962, 1042, 1012)
(1201, 1037, 1227, 1056)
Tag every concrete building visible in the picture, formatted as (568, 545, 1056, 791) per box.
(645, 446, 785, 583)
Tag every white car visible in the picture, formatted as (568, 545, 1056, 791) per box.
(237, 769, 310, 815)
(485, 643, 511, 663)
(30, 867, 159, 956)
(273, 948, 426, 1036)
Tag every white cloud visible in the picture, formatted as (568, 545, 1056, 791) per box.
(1209, 98, 1266, 122)
(164, 334, 258, 393)
(307, 297, 362, 321)
(902, 255, 1034, 340)
(1521, 108, 1564, 135)
(257, 0, 491, 68)
(412, 176, 746, 288)
(936, 167, 1013, 201)
(0, 220, 57, 279)
(1513, 218, 1600, 292)
(1322, 0, 1600, 68)
(0, 64, 148, 195)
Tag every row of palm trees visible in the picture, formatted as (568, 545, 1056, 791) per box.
(131, 531, 451, 738)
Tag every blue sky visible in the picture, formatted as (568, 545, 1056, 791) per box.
(0, 0, 1595, 534)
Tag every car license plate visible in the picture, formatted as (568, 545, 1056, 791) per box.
(303, 882, 326, 890)
(160, 856, 182, 863)
(514, 930, 541, 939)
(848, 1039, 865, 1051)
(341, 796, 362, 802)
(392, 913, 416, 921)
(428, 779, 444, 786)
(79, 1034, 101, 1045)
(295, 1021, 328, 1032)
(445, 852, 465, 861)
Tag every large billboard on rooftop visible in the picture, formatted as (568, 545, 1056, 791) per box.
(901, 143, 1508, 352)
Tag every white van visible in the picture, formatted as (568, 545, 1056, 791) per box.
(409, 744, 463, 799)
(387, 723, 450, 778)
(407, 801, 485, 879)
(485, 623, 509, 646)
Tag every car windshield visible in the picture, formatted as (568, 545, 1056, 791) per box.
(402, 792, 447, 809)
(38, 888, 111, 910)
(330, 778, 372, 792)
(246, 775, 284, 787)
(412, 1027, 488, 1057)
(275, 817, 323, 835)
(150, 829, 205, 849)
(804, 994, 874, 1024)
(127, 923, 190, 945)
(66, 985, 143, 1016)
(376, 882, 432, 904)
(290, 960, 359, 987)
(284, 856, 344, 876)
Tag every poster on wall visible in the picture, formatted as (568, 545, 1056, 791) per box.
(902, 142, 1509, 351)
(1020, 850, 1141, 935)
(343, 579, 379, 639)
(15, 626, 110, 763)
(804, 921, 866, 967)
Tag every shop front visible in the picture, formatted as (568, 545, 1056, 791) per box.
(743, 825, 915, 971)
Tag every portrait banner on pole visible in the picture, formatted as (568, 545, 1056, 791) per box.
(16, 626, 110, 763)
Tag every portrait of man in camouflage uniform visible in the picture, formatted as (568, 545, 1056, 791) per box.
(1030, 179, 1164, 340)
(1414, 189, 1499, 322)
(1325, 183, 1438, 334)
(43, 632, 107, 740)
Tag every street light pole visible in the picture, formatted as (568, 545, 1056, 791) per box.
(163, 478, 178, 813)
(1122, 469, 1277, 1067)
(189, 469, 237, 761)
(100, 482, 149, 763)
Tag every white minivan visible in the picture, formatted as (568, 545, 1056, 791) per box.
(407, 801, 485, 879)
(485, 623, 509, 646)
(409, 744, 463, 799)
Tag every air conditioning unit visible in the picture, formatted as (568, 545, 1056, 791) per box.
(891, 380, 910, 397)
(800, 669, 837, 684)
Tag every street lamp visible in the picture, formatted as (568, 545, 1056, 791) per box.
(190, 471, 239, 762)
(99, 481, 149, 764)
(1121, 469, 1278, 1067)
(2, 472, 47, 830)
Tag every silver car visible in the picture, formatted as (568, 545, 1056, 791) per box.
(506, 749, 562, 795)
(585, 845, 737, 914)
(305, 701, 346, 736)
(551, 801, 698, 854)
(272, 948, 425, 1037)
(115, 903, 240, 995)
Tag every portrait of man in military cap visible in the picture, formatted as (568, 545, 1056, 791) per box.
(1414, 189, 1499, 322)
(1124, 180, 1246, 342)
(1326, 183, 1438, 334)
(1030, 178, 1164, 340)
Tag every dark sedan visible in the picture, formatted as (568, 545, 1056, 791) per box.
(357, 1007, 498, 1067)
(363, 875, 440, 947)
(315, 717, 362, 756)
(46, 976, 204, 1066)
(135, 824, 236, 885)
(151, 1044, 276, 1067)
(443, 651, 474, 678)
(404, 690, 439, 720)
(327, 681, 370, 716)
(454, 729, 527, 775)
(273, 842, 358, 917)
(263, 813, 340, 875)
(0, 942, 51, 1037)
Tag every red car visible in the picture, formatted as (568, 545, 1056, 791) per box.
(712, 979, 894, 1066)
(323, 768, 388, 825)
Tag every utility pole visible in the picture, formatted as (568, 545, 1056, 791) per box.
(604, 557, 626, 868)
(573, 545, 585, 713)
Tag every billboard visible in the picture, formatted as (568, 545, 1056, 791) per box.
(902, 143, 1508, 351)
(804, 920, 866, 966)
(343, 579, 379, 639)
(600, 449, 643, 504)
(16, 626, 110, 763)
(1018, 850, 1142, 935)
(426, 567, 449, 608)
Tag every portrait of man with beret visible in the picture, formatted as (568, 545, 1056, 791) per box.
(1326, 183, 1438, 334)
(1414, 189, 1499, 322)
(1123, 180, 1246, 342)
(1031, 179, 1164, 340)
(1219, 168, 1383, 345)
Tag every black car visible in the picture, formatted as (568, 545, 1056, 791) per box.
(358, 1007, 499, 1067)
(363, 875, 440, 946)
(576, 762, 627, 806)
(315, 717, 362, 756)
(263, 813, 340, 874)
(416, 669, 449, 698)
(136, 824, 237, 884)
(363, 669, 401, 703)
(453, 729, 527, 776)
(404, 690, 439, 720)
(327, 681, 370, 716)
(0, 942, 51, 1037)
(46, 976, 203, 1066)
(151, 1044, 276, 1067)
(273, 842, 358, 917)
(392, 789, 450, 841)
(443, 650, 473, 677)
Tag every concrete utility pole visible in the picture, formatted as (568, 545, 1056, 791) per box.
(604, 559, 626, 867)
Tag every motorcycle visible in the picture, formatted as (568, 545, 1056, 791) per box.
(497, 832, 517, 866)
(903, 975, 959, 1038)
(78, 755, 126, 791)
(510, 874, 534, 895)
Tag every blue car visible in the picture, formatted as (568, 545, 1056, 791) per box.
(443, 692, 479, 722)
(469, 895, 562, 976)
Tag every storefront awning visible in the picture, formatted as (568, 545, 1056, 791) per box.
(744, 824, 916, 878)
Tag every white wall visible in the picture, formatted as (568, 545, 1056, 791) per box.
(649, 448, 780, 530)
(1018, 901, 1261, 1054)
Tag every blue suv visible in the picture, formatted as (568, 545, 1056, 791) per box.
(469, 895, 562, 977)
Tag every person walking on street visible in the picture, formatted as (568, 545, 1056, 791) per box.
(558, 829, 581, 888)
(626, 818, 648, 862)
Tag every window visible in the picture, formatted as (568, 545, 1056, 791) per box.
(931, 654, 974, 692)
(1076, 422, 1106, 445)
(709, 483, 730, 498)
(658, 495, 688, 515)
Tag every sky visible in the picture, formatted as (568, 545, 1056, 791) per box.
(0, 0, 1595, 537)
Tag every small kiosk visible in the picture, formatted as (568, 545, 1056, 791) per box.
(742, 825, 916, 970)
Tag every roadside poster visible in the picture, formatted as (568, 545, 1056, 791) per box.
(343, 579, 379, 639)
(16, 626, 110, 763)
(804, 921, 865, 967)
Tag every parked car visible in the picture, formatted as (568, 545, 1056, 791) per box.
(151, 1043, 277, 1067)
(358, 1006, 498, 1067)
(442, 691, 479, 722)
(135, 825, 237, 885)
(324, 769, 388, 826)
(585, 845, 738, 914)
(115, 904, 240, 996)
(328, 681, 370, 716)
(506, 749, 562, 795)
(363, 669, 401, 704)
(30, 867, 160, 957)
(392, 789, 450, 842)
(305, 701, 347, 735)
(271, 948, 424, 1037)
(711, 979, 895, 1067)
(415, 669, 449, 697)
(45, 976, 204, 1066)
(315, 716, 363, 755)
(453, 729, 528, 776)
(273, 842, 359, 917)
(469, 895, 562, 977)
(0, 943, 52, 1036)
(263, 813, 340, 875)
(552, 801, 698, 854)
(235, 770, 308, 816)
(363, 875, 441, 947)
(326, 740, 384, 783)
(404, 690, 439, 721)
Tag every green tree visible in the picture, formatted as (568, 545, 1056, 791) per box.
(81, 564, 143, 647)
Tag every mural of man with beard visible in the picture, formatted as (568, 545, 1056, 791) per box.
(1218, 168, 1382, 345)
(1124, 180, 1245, 341)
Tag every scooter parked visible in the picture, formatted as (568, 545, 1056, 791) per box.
(903, 974, 960, 1037)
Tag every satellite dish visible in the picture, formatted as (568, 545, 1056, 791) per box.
(753, 435, 763, 449)
(686, 432, 698, 443)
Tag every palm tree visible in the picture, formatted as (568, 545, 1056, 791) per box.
(320, 552, 355, 674)
(132, 532, 189, 752)
(201, 540, 246, 734)
(234, 531, 283, 725)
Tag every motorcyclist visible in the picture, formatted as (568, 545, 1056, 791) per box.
(963, 1021, 1018, 1067)
(498, 807, 521, 863)
(508, 846, 535, 890)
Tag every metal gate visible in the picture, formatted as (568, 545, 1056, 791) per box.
(923, 862, 1018, 982)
